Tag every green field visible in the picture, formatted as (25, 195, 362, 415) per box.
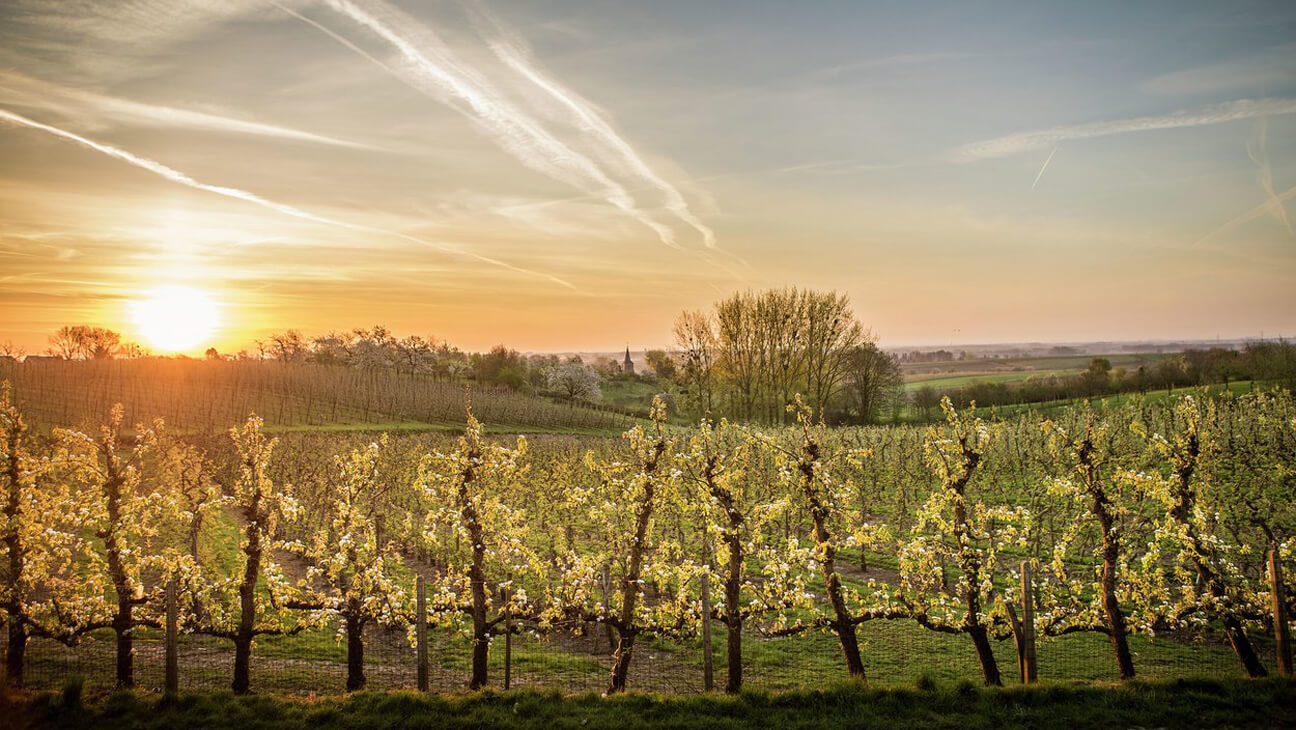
(900, 353, 1174, 379)
(903, 371, 1074, 393)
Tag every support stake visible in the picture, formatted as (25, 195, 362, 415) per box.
(165, 576, 178, 695)
(1020, 561, 1037, 684)
(1271, 548, 1292, 677)
(701, 572, 714, 692)
(416, 576, 429, 692)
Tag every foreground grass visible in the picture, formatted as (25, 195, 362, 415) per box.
(6, 678, 1293, 730)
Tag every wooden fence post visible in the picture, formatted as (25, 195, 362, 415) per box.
(503, 587, 513, 691)
(165, 576, 178, 695)
(1271, 548, 1292, 677)
(416, 576, 429, 692)
(1020, 561, 1037, 684)
(701, 572, 713, 692)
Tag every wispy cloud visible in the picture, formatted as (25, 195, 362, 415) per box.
(0, 70, 371, 148)
(809, 52, 973, 78)
(1143, 44, 1296, 96)
(0, 107, 574, 289)
(953, 98, 1296, 162)
(287, 0, 713, 250)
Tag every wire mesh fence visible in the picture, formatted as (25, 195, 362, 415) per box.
(2, 617, 1276, 697)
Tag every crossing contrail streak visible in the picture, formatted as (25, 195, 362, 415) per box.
(310, 0, 683, 249)
(467, 3, 715, 248)
(1193, 184, 1296, 247)
(1246, 117, 1293, 234)
(0, 107, 575, 289)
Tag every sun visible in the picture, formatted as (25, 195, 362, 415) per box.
(130, 285, 221, 353)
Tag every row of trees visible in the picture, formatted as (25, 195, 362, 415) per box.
(43, 326, 145, 361)
(924, 342, 1296, 413)
(672, 288, 902, 424)
(2, 384, 1294, 694)
(32, 324, 617, 405)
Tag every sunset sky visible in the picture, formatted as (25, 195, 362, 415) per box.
(1, 0, 1294, 354)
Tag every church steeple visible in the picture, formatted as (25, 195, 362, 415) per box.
(623, 346, 635, 375)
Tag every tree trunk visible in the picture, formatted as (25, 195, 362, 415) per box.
(1222, 614, 1267, 677)
(345, 608, 365, 691)
(232, 630, 253, 694)
(724, 549, 743, 693)
(102, 463, 134, 689)
(188, 516, 203, 562)
(968, 624, 1001, 686)
(233, 506, 262, 694)
(1081, 435, 1136, 681)
(602, 431, 666, 695)
(1100, 536, 1135, 680)
(1169, 447, 1267, 678)
(460, 464, 490, 690)
(5, 616, 25, 688)
(725, 616, 742, 694)
(114, 600, 134, 689)
(608, 629, 636, 693)
(799, 441, 866, 680)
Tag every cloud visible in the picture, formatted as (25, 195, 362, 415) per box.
(287, 0, 712, 250)
(809, 52, 974, 78)
(0, 107, 575, 289)
(0, 70, 371, 148)
(953, 98, 1296, 162)
(1143, 44, 1296, 97)
(471, 3, 716, 248)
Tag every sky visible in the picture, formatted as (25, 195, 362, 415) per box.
(0, 0, 1294, 354)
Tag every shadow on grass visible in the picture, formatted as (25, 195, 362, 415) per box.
(4, 677, 1294, 730)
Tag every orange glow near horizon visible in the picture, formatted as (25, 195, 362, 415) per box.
(129, 285, 221, 354)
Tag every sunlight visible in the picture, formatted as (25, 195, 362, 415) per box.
(130, 285, 220, 353)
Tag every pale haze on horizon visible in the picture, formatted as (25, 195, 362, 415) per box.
(0, 0, 1294, 355)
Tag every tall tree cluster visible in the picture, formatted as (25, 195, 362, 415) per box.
(673, 288, 901, 424)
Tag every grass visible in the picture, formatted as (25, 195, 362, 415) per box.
(6, 677, 1293, 730)
(902, 371, 1077, 393)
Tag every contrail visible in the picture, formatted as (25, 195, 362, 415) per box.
(1246, 116, 1293, 234)
(954, 97, 1296, 162)
(1031, 145, 1059, 190)
(468, 3, 716, 248)
(307, 0, 683, 249)
(1193, 183, 1296, 247)
(0, 70, 372, 150)
(0, 107, 575, 289)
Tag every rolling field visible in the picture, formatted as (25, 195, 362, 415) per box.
(900, 353, 1175, 380)
(0, 359, 634, 435)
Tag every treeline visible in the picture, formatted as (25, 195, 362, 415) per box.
(4, 382, 1293, 695)
(672, 288, 901, 424)
(30, 324, 623, 406)
(917, 342, 1296, 413)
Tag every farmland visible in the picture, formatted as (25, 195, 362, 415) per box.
(0, 359, 634, 435)
(2, 371, 1293, 703)
(900, 353, 1177, 382)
